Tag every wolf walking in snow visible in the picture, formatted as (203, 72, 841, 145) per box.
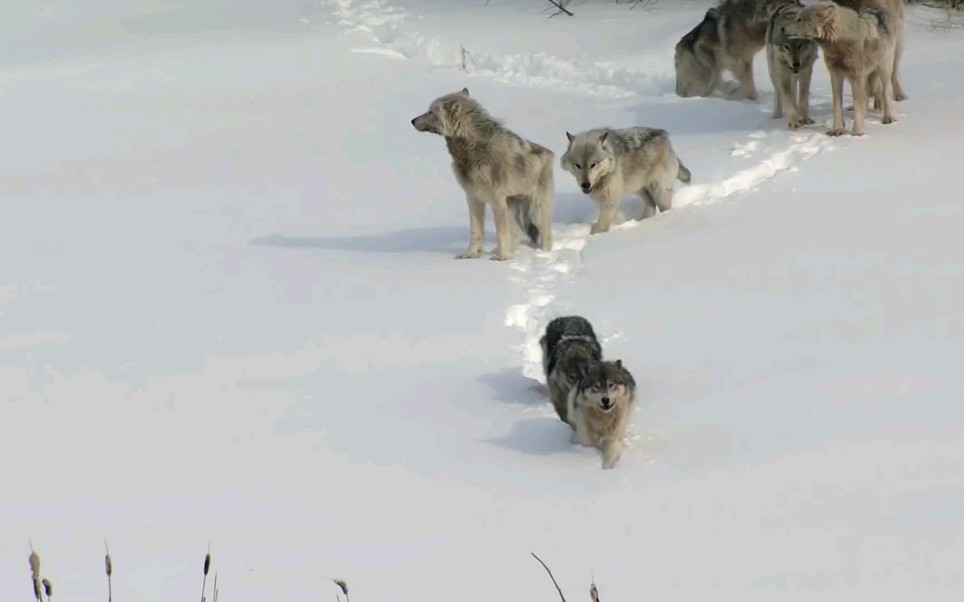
(568, 359, 637, 470)
(540, 315, 604, 426)
(560, 127, 691, 234)
(784, 2, 898, 136)
(411, 88, 554, 261)
(674, 0, 800, 101)
(766, 2, 819, 129)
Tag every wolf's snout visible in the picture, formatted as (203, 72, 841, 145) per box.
(600, 396, 612, 409)
(580, 182, 592, 193)
(790, 63, 800, 73)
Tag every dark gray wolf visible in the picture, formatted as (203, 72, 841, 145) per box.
(560, 127, 691, 234)
(766, 2, 819, 129)
(674, 0, 800, 101)
(568, 359, 637, 470)
(785, 2, 898, 136)
(539, 315, 603, 426)
(411, 88, 554, 261)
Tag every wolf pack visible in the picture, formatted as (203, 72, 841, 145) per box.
(409, 0, 910, 470)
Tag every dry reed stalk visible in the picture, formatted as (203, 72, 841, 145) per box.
(42, 578, 53, 602)
(105, 541, 113, 602)
(531, 553, 567, 602)
(29, 544, 43, 602)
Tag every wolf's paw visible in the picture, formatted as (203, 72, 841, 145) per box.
(826, 127, 845, 137)
(802, 116, 815, 125)
(489, 249, 512, 261)
(881, 115, 897, 125)
(455, 249, 482, 259)
(589, 224, 609, 235)
(787, 116, 804, 130)
(894, 93, 909, 102)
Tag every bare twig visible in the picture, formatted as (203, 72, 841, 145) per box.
(545, 0, 575, 17)
(531, 553, 567, 602)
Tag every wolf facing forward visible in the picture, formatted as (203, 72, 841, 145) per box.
(539, 315, 604, 426)
(411, 88, 554, 261)
(561, 127, 691, 234)
(568, 359, 637, 470)
(766, 2, 819, 129)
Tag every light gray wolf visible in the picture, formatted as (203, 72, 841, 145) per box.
(674, 0, 800, 101)
(784, 2, 897, 136)
(539, 315, 604, 426)
(560, 127, 691, 234)
(766, 2, 819, 129)
(410, 88, 554, 261)
(567, 359, 637, 470)
(832, 0, 908, 104)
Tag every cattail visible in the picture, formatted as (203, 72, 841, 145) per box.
(29, 548, 42, 602)
(200, 549, 212, 602)
(105, 553, 112, 577)
(105, 541, 113, 602)
(589, 581, 599, 602)
(42, 578, 52, 600)
(332, 579, 348, 597)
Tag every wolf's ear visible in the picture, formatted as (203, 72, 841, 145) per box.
(566, 131, 575, 143)
(814, 3, 835, 20)
(614, 359, 622, 369)
(460, 87, 470, 97)
(599, 131, 610, 146)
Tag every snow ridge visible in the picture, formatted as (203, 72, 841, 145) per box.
(326, 0, 666, 99)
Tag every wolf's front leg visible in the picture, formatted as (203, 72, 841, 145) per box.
(590, 190, 619, 234)
(488, 195, 514, 261)
(601, 439, 623, 470)
(797, 66, 815, 125)
(455, 194, 486, 259)
(827, 69, 846, 137)
(849, 74, 868, 136)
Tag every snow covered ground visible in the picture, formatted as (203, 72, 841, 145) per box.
(2, 0, 963, 600)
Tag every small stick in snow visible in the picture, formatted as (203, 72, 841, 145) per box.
(531, 552, 567, 602)
(544, 0, 574, 17)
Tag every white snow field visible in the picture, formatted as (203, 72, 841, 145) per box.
(2, 0, 964, 599)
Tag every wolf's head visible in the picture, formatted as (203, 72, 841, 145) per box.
(783, 3, 837, 42)
(777, 29, 818, 73)
(411, 88, 477, 138)
(756, 0, 801, 21)
(577, 360, 635, 414)
(560, 130, 617, 195)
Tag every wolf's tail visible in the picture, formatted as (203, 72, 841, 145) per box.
(677, 159, 692, 184)
(509, 197, 541, 246)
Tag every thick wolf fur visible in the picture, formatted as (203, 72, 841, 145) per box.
(785, 2, 897, 136)
(674, 0, 799, 101)
(832, 0, 908, 104)
(560, 127, 691, 235)
(411, 88, 554, 261)
(766, 2, 819, 129)
(567, 359, 637, 470)
(539, 316, 603, 426)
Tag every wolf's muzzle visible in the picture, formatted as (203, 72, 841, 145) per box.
(600, 396, 613, 410)
(581, 182, 592, 194)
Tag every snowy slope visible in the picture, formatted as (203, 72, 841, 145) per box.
(2, 0, 963, 600)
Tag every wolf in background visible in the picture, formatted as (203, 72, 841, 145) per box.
(766, 2, 819, 129)
(674, 0, 800, 101)
(411, 88, 554, 261)
(784, 2, 898, 136)
(561, 127, 691, 234)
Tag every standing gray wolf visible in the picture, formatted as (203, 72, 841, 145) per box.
(560, 127, 691, 234)
(539, 315, 603, 426)
(674, 0, 799, 101)
(766, 2, 819, 129)
(567, 359, 637, 470)
(832, 0, 908, 104)
(410, 88, 554, 261)
(784, 2, 897, 136)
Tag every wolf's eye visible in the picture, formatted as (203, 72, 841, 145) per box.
(590, 162, 598, 169)
(573, 163, 582, 169)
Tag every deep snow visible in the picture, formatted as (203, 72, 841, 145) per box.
(2, 0, 964, 600)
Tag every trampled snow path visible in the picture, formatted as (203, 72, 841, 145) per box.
(504, 128, 835, 388)
(323, 0, 837, 399)
(325, 0, 665, 99)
